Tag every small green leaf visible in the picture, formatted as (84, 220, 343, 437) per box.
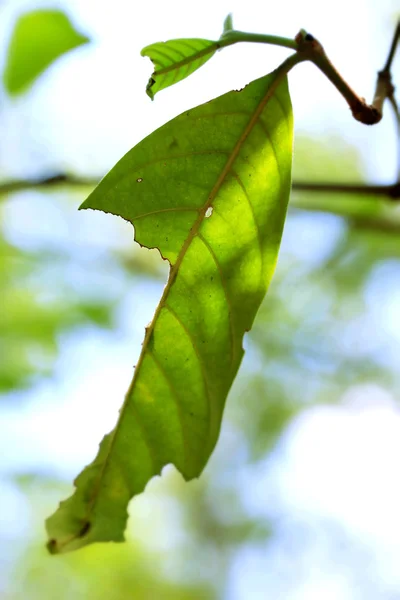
(46, 67, 293, 553)
(3, 9, 89, 95)
(141, 15, 242, 99)
(141, 37, 219, 100)
(222, 13, 234, 35)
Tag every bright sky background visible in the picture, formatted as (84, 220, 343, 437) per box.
(0, 1, 400, 598)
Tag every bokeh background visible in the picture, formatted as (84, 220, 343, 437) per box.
(1, 0, 400, 598)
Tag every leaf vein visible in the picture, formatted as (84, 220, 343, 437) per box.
(147, 47, 179, 65)
(133, 206, 199, 221)
(230, 169, 264, 268)
(197, 232, 237, 367)
(147, 349, 189, 471)
(155, 42, 218, 76)
(163, 303, 213, 436)
(256, 119, 283, 186)
(173, 40, 210, 53)
(272, 91, 291, 133)
(94, 150, 229, 202)
(185, 110, 249, 121)
(127, 403, 159, 472)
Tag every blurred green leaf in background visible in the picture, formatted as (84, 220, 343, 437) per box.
(3, 9, 89, 95)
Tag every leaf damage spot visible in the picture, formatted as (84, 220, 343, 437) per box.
(137, 177, 143, 183)
(47, 539, 57, 554)
(78, 521, 91, 537)
(146, 77, 156, 101)
(205, 207, 213, 218)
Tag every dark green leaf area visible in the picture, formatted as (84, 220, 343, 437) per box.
(141, 38, 218, 99)
(48, 70, 293, 553)
(3, 9, 89, 95)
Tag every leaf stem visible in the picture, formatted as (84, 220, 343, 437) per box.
(220, 29, 298, 51)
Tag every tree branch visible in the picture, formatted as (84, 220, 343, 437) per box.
(295, 20, 400, 125)
(1, 174, 399, 201)
(2, 173, 399, 235)
(382, 20, 400, 73)
(292, 181, 400, 199)
(0, 174, 96, 196)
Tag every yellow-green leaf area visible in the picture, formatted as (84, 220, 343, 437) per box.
(46, 68, 293, 553)
(3, 9, 89, 95)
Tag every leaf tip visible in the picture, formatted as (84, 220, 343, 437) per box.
(78, 197, 91, 211)
(145, 77, 156, 100)
(222, 13, 234, 35)
(47, 538, 58, 555)
(78, 33, 90, 47)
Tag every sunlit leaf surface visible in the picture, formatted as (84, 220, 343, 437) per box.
(141, 37, 220, 99)
(3, 9, 89, 95)
(46, 67, 293, 552)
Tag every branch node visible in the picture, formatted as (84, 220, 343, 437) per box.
(350, 101, 382, 125)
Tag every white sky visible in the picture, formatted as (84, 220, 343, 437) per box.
(1, 1, 400, 599)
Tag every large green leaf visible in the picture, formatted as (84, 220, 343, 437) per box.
(46, 67, 293, 553)
(3, 9, 89, 95)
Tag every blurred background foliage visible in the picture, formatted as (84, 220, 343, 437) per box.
(0, 2, 399, 599)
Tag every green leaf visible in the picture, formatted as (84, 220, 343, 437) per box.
(3, 9, 89, 95)
(141, 37, 220, 100)
(141, 13, 239, 100)
(222, 13, 234, 35)
(46, 67, 293, 553)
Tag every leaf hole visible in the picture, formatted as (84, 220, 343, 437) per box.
(136, 177, 143, 183)
(205, 207, 213, 218)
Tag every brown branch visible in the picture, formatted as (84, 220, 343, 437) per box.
(382, 20, 400, 73)
(1, 174, 399, 201)
(292, 181, 400, 200)
(388, 93, 400, 181)
(0, 174, 97, 196)
(295, 20, 400, 125)
(1, 174, 400, 235)
(371, 21, 399, 120)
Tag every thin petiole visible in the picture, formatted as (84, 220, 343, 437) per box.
(219, 29, 298, 51)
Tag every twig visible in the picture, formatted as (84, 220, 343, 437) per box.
(292, 181, 400, 200)
(0, 174, 96, 196)
(389, 94, 400, 181)
(382, 20, 400, 73)
(1, 174, 399, 201)
(219, 29, 298, 50)
(295, 21, 400, 125)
